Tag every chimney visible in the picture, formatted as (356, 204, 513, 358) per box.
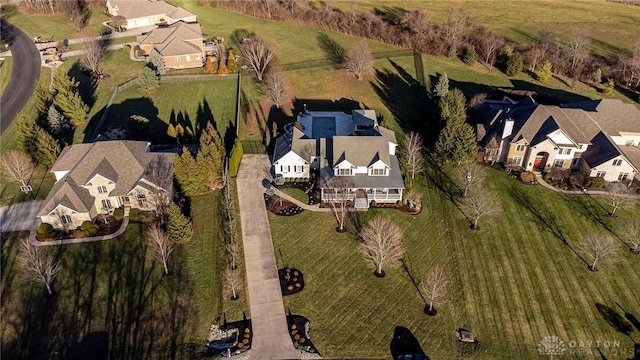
(502, 118, 514, 139)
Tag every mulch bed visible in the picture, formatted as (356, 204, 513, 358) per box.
(207, 319, 253, 356)
(274, 181, 320, 205)
(279, 268, 304, 295)
(286, 315, 319, 354)
(37, 215, 122, 241)
(396, 205, 421, 215)
(264, 194, 304, 216)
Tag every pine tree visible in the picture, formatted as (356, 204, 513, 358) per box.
(128, 115, 149, 138)
(34, 82, 53, 121)
(536, 60, 553, 83)
(228, 140, 244, 177)
(197, 121, 225, 191)
(227, 51, 238, 73)
(16, 112, 39, 160)
(174, 147, 204, 196)
(167, 123, 177, 139)
(204, 57, 216, 74)
(505, 52, 523, 76)
(52, 73, 89, 127)
(137, 67, 159, 96)
(434, 72, 449, 97)
(463, 46, 477, 65)
(218, 59, 229, 76)
(148, 48, 166, 76)
(167, 202, 193, 243)
(435, 89, 476, 164)
(34, 127, 61, 169)
(47, 106, 70, 137)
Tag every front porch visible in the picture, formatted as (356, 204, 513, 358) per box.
(320, 188, 403, 207)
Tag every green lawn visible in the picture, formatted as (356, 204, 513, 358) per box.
(0, 57, 13, 96)
(270, 168, 640, 358)
(105, 77, 238, 144)
(0, 167, 56, 207)
(0, 192, 236, 359)
(6, 8, 110, 40)
(281, 187, 309, 204)
(331, 0, 640, 57)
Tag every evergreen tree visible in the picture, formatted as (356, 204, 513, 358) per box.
(227, 51, 239, 73)
(148, 48, 166, 76)
(434, 72, 449, 97)
(167, 202, 193, 243)
(34, 82, 53, 122)
(204, 57, 216, 74)
(128, 115, 150, 139)
(228, 140, 244, 177)
(167, 123, 177, 139)
(591, 68, 602, 84)
(16, 112, 39, 160)
(34, 127, 61, 169)
(137, 67, 159, 96)
(52, 73, 89, 127)
(174, 147, 204, 196)
(505, 52, 523, 76)
(536, 60, 553, 83)
(435, 89, 476, 164)
(197, 121, 225, 191)
(463, 46, 477, 65)
(47, 106, 70, 137)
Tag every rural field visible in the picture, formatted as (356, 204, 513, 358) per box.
(270, 168, 640, 358)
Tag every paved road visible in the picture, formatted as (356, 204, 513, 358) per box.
(236, 155, 298, 360)
(0, 19, 41, 135)
(0, 200, 43, 232)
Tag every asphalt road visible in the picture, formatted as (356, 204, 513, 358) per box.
(0, 18, 41, 135)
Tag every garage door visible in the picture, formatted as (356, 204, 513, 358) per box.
(132, 18, 152, 28)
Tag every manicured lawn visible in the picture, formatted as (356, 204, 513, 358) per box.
(332, 0, 640, 57)
(0, 57, 13, 96)
(270, 167, 640, 358)
(6, 8, 110, 40)
(281, 187, 308, 204)
(105, 77, 238, 144)
(0, 166, 56, 207)
(0, 191, 236, 359)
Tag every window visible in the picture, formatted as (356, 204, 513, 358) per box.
(137, 194, 147, 207)
(371, 168, 386, 176)
(281, 165, 290, 173)
(553, 159, 565, 168)
(612, 159, 623, 166)
(186, 55, 191, 62)
(571, 158, 581, 167)
(175, 56, 181, 62)
(513, 156, 523, 166)
(294, 165, 303, 173)
(337, 168, 352, 176)
(515, 144, 526, 152)
(596, 171, 606, 178)
(559, 148, 571, 155)
(618, 172, 629, 181)
(98, 185, 108, 194)
(101, 199, 112, 210)
(61, 215, 72, 224)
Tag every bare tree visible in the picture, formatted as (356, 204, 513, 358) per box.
(399, 132, 425, 184)
(359, 216, 405, 277)
(143, 155, 174, 221)
(225, 265, 240, 300)
(262, 67, 292, 109)
(146, 222, 176, 275)
(342, 41, 374, 80)
(440, 7, 470, 55)
(404, 189, 422, 213)
(81, 36, 106, 75)
(621, 220, 640, 254)
(567, 30, 591, 88)
(604, 181, 628, 217)
(580, 234, 620, 271)
(461, 187, 502, 230)
(110, 15, 127, 31)
(453, 160, 486, 197)
(418, 265, 448, 314)
(17, 237, 60, 296)
(321, 176, 352, 232)
(240, 36, 276, 81)
(222, 173, 239, 270)
(0, 150, 35, 187)
(478, 26, 504, 67)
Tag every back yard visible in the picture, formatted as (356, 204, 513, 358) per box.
(270, 167, 640, 358)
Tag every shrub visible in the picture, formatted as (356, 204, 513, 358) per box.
(463, 46, 477, 65)
(569, 172, 585, 188)
(520, 171, 535, 183)
(602, 79, 614, 96)
(88, 227, 98, 236)
(505, 52, 523, 76)
(37, 223, 54, 234)
(228, 140, 243, 177)
(370, 200, 377, 207)
(122, 44, 131, 52)
(113, 207, 124, 220)
(73, 229, 84, 238)
(81, 220, 94, 231)
(589, 177, 606, 188)
(274, 176, 285, 186)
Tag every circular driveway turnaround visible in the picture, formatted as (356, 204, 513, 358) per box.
(0, 19, 41, 135)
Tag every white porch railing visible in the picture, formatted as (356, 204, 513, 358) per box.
(367, 194, 402, 201)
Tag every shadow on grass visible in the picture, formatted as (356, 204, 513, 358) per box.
(96, 97, 169, 143)
(563, 194, 631, 248)
(316, 32, 345, 68)
(596, 303, 633, 336)
(390, 326, 428, 359)
(423, 159, 474, 227)
(615, 302, 640, 333)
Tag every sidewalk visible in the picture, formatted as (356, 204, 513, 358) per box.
(236, 155, 298, 360)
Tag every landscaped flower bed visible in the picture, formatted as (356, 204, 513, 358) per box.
(279, 267, 304, 295)
(264, 193, 304, 216)
(36, 215, 122, 241)
(286, 315, 319, 354)
(207, 319, 252, 356)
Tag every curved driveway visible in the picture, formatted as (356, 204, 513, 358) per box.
(0, 19, 41, 134)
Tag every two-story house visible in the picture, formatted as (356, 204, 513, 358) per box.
(38, 141, 174, 230)
(272, 110, 404, 208)
(476, 97, 640, 183)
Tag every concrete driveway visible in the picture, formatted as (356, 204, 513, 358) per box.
(0, 19, 41, 134)
(0, 200, 43, 232)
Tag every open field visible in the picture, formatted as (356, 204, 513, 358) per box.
(5, 7, 110, 40)
(0, 192, 230, 359)
(106, 77, 238, 144)
(0, 57, 13, 96)
(330, 0, 640, 57)
(270, 167, 640, 358)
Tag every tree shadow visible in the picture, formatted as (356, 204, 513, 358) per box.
(563, 194, 630, 248)
(316, 32, 345, 67)
(224, 120, 237, 157)
(615, 302, 640, 333)
(373, 6, 407, 24)
(67, 61, 98, 109)
(390, 326, 428, 359)
(507, 183, 589, 266)
(196, 97, 216, 139)
(401, 258, 426, 305)
(596, 303, 633, 336)
(91, 97, 168, 143)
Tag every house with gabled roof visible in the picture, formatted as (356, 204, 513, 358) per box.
(136, 21, 205, 69)
(476, 97, 640, 183)
(272, 109, 404, 208)
(38, 141, 174, 230)
(106, 0, 196, 29)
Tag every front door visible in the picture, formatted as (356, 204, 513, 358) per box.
(534, 156, 543, 169)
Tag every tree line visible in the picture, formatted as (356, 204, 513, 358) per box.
(218, 1, 640, 94)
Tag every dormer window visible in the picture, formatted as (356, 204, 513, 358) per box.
(370, 168, 387, 176)
(515, 144, 526, 151)
(337, 168, 352, 176)
(98, 186, 108, 194)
